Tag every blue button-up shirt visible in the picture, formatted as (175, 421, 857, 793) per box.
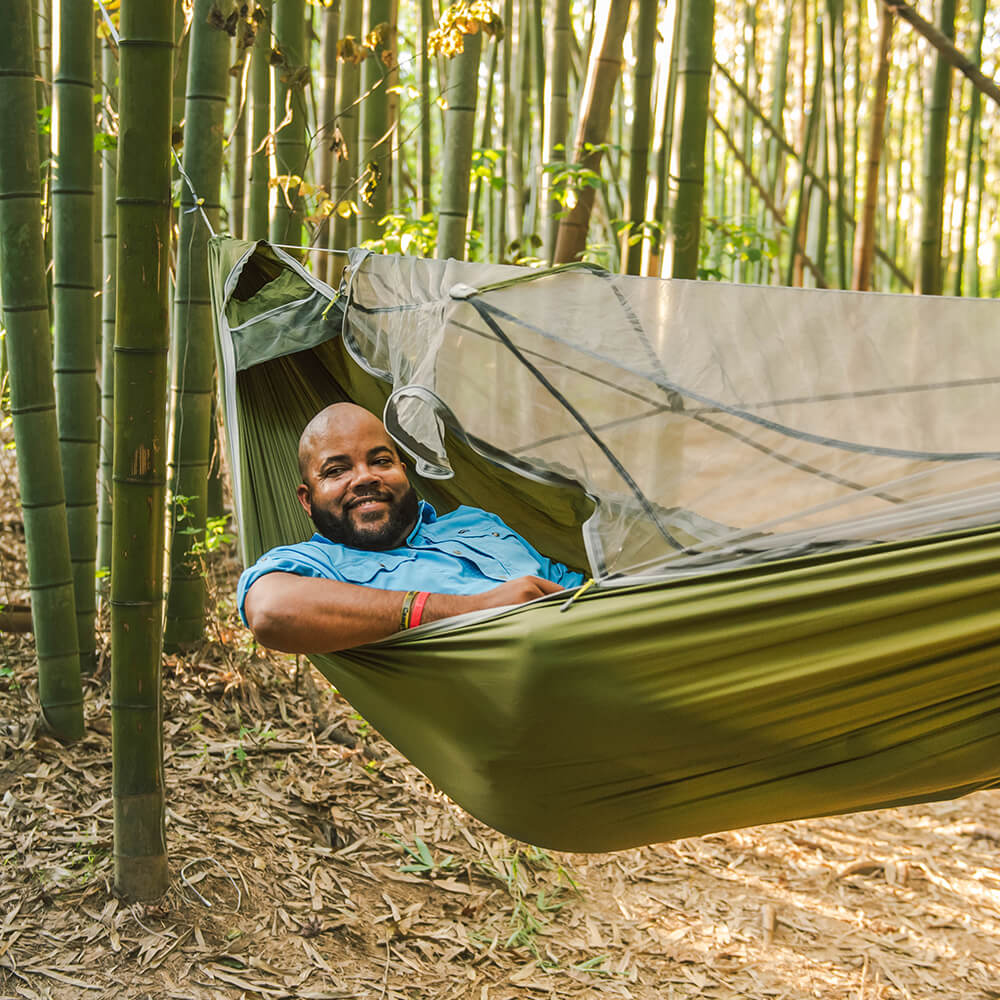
(237, 501, 585, 625)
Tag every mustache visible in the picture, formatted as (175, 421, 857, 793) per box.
(346, 490, 393, 509)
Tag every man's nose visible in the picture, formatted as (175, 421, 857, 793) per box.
(351, 464, 380, 488)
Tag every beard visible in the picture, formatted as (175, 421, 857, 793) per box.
(309, 484, 420, 551)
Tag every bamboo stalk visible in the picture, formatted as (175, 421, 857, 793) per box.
(0, 0, 84, 741)
(52, 0, 97, 671)
(245, 0, 272, 239)
(824, 0, 848, 287)
(97, 32, 117, 587)
(916, 0, 955, 295)
(623, 0, 657, 274)
(469, 38, 498, 244)
(358, 0, 391, 241)
(332, 0, 362, 254)
(495, 0, 512, 260)
(668, 0, 716, 278)
(435, 28, 482, 260)
(540, 0, 571, 263)
(229, 47, 248, 239)
(164, 0, 230, 650)
(553, 0, 632, 264)
(269, 0, 308, 246)
(951, 0, 987, 296)
(785, 14, 823, 287)
(852, 1, 892, 291)
(645, 0, 680, 275)
(315, 0, 341, 279)
(112, 0, 174, 901)
(418, 0, 433, 216)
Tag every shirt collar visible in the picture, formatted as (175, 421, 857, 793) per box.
(407, 500, 438, 542)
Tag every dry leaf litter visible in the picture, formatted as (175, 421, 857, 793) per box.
(1, 441, 999, 1000)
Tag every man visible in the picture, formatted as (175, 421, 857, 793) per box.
(239, 403, 585, 653)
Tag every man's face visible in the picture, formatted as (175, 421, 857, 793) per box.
(297, 419, 418, 551)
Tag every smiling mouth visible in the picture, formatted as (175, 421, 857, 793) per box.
(348, 497, 390, 511)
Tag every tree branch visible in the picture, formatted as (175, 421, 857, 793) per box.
(881, 0, 1000, 109)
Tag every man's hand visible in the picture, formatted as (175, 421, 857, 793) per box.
(466, 575, 568, 611)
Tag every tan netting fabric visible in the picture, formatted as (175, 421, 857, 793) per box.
(342, 251, 1000, 579)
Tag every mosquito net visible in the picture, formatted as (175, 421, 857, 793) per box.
(341, 249, 1000, 580)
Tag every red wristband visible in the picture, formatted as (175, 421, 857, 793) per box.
(409, 591, 430, 628)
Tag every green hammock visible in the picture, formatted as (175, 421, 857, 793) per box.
(210, 237, 1000, 852)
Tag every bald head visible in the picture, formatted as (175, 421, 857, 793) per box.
(296, 403, 417, 550)
(298, 403, 397, 482)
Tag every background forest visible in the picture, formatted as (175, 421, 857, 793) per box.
(1, 0, 999, 966)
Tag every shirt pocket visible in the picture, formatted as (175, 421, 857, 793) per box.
(333, 549, 418, 587)
(450, 527, 539, 577)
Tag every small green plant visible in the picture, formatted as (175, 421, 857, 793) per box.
(386, 833, 458, 876)
(473, 846, 577, 962)
(195, 514, 236, 556)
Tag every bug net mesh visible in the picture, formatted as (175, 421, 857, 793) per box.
(342, 249, 1000, 580)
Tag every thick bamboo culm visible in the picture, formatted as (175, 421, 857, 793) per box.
(269, 0, 308, 247)
(111, 0, 174, 901)
(52, 0, 98, 671)
(436, 29, 482, 260)
(164, 0, 230, 650)
(0, 0, 84, 742)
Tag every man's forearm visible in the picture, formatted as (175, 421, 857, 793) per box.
(244, 573, 478, 654)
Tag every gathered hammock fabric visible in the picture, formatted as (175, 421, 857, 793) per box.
(209, 236, 1000, 853)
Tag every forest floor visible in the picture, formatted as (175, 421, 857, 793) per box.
(2, 457, 1000, 1000)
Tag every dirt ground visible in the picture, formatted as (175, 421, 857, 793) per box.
(1, 462, 1000, 999)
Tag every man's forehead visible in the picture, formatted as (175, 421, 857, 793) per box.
(305, 427, 396, 464)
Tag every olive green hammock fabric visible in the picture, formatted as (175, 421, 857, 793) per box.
(210, 238, 1000, 853)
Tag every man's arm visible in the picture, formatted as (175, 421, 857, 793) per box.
(243, 572, 566, 654)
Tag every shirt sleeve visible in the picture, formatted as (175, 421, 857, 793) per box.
(237, 543, 342, 626)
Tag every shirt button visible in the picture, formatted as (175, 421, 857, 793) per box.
(492, 532, 500, 537)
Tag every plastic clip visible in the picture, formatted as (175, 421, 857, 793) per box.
(559, 578, 596, 613)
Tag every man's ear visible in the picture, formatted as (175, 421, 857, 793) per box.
(296, 483, 312, 516)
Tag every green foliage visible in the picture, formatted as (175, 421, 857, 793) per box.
(542, 143, 615, 213)
(615, 218, 663, 249)
(471, 148, 506, 192)
(387, 832, 458, 876)
(35, 105, 50, 135)
(361, 212, 438, 256)
(173, 495, 235, 558)
(580, 240, 616, 271)
(360, 211, 487, 262)
(698, 216, 779, 281)
(473, 845, 578, 961)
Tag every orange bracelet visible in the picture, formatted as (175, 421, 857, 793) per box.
(409, 591, 431, 628)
